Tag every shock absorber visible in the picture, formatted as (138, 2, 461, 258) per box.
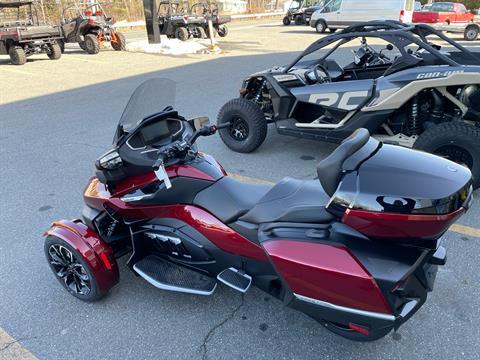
(254, 79, 266, 104)
(408, 97, 421, 135)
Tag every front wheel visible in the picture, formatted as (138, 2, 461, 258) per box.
(47, 43, 62, 60)
(111, 31, 126, 51)
(196, 26, 207, 39)
(84, 33, 100, 54)
(283, 16, 291, 25)
(217, 98, 267, 153)
(464, 25, 479, 41)
(175, 27, 189, 41)
(315, 20, 327, 33)
(9, 46, 26, 65)
(44, 236, 105, 302)
(414, 122, 480, 188)
(217, 24, 228, 37)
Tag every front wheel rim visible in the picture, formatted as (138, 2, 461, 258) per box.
(467, 30, 477, 39)
(435, 144, 474, 169)
(229, 117, 249, 141)
(48, 244, 91, 295)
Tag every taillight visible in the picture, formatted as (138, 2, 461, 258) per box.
(96, 9, 103, 15)
(85, 9, 92, 16)
(399, 9, 405, 23)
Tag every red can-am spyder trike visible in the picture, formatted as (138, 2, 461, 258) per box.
(44, 79, 473, 341)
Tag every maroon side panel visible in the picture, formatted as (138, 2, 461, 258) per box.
(46, 220, 119, 294)
(263, 240, 392, 314)
(342, 208, 465, 240)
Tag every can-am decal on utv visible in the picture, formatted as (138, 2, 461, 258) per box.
(217, 21, 480, 188)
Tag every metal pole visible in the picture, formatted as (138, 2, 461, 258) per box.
(143, 0, 161, 43)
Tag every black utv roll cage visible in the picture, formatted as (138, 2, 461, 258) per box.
(286, 21, 478, 73)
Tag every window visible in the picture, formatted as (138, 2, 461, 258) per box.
(324, 0, 342, 13)
(458, 4, 467, 13)
(431, 3, 455, 12)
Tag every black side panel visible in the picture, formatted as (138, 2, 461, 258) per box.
(193, 177, 272, 223)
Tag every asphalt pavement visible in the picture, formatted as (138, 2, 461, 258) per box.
(0, 22, 479, 360)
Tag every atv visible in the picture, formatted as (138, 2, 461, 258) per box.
(59, 2, 126, 54)
(191, 1, 231, 38)
(217, 21, 480, 188)
(0, 0, 62, 65)
(157, 0, 206, 41)
(283, 0, 321, 26)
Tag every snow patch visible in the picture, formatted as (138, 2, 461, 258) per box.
(126, 37, 210, 55)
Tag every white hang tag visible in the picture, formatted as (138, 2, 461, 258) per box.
(155, 164, 172, 189)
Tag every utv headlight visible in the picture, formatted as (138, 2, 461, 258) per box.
(96, 149, 123, 170)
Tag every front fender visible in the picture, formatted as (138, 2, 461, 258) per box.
(45, 219, 119, 294)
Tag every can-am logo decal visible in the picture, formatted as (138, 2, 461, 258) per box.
(308, 91, 369, 111)
(416, 70, 465, 79)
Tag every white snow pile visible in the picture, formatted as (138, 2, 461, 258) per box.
(126, 37, 210, 55)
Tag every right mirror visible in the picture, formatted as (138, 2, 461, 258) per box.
(192, 116, 210, 130)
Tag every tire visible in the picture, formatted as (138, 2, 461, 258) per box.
(78, 41, 87, 51)
(9, 46, 26, 65)
(283, 16, 291, 25)
(84, 33, 100, 54)
(175, 27, 189, 41)
(58, 39, 65, 53)
(196, 26, 207, 39)
(47, 43, 62, 60)
(413, 122, 480, 189)
(217, 98, 268, 153)
(321, 320, 392, 342)
(44, 236, 105, 302)
(217, 24, 228, 37)
(464, 25, 479, 41)
(111, 31, 126, 51)
(315, 20, 327, 33)
(294, 15, 304, 25)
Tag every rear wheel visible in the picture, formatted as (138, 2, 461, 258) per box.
(217, 98, 267, 153)
(321, 320, 392, 341)
(175, 27, 189, 41)
(414, 122, 480, 188)
(111, 31, 126, 51)
(44, 236, 104, 302)
(47, 43, 62, 60)
(84, 33, 100, 54)
(196, 26, 207, 39)
(283, 16, 291, 25)
(464, 25, 479, 41)
(9, 46, 26, 65)
(217, 24, 228, 37)
(78, 41, 87, 51)
(58, 39, 65, 53)
(294, 15, 303, 25)
(315, 20, 327, 33)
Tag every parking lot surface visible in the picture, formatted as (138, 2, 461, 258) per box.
(1, 21, 479, 360)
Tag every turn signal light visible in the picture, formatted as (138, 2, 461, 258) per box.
(85, 9, 92, 16)
(96, 10, 103, 15)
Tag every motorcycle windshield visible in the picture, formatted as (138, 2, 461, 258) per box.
(114, 78, 176, 144)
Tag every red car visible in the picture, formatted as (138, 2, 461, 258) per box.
(413, 2, 474, 24)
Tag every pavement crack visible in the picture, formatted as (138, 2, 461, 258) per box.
(200, 294, 245, 360)
(0, 336, 38, 352)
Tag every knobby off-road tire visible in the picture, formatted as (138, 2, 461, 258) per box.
(9, 46, 26, 65)
(175, 27, 189, 41)
(217, 98, 267, 153)
(217, 25, 228, 37)
(47, 43, 62, 60)
(58, 39, 65, 53)
(414, 121, 480, 188)
(78, 41, 87, 51)
(283, 16, 291, 25)
(315, 20, 327, 33)
(196, 26, 207, 39)
(294, 15, 303, 25)
(111, 32, 126, 51)
(84, 33, 100, 54)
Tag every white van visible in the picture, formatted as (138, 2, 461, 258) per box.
(310, 0, 415, 33)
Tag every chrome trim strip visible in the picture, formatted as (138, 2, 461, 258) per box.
(294, 293, 395, 321)
(133, 264, 217, 296)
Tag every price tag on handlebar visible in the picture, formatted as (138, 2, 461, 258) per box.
(155, 163, 172, 190)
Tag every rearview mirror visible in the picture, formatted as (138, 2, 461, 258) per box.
(191, 116, 210, 130)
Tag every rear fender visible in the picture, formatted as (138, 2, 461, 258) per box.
(45, 219, 119, 294)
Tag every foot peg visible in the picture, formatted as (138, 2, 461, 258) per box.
(217, 268, 252, 293)
(133, 255, 217, 295)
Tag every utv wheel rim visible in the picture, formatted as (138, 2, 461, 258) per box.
(48, 245, 91, 295)
(435, 145, 474, 169)
(230, 117, 249, 141)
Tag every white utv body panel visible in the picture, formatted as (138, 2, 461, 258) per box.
(310, 0, 414, 29)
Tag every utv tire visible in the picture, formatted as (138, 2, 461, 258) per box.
(414, 122, 480, 189)
(464, 25, 479, 41)
(217, 25, 228, 37)
(315, 20, 327, 33)
(197, 26, 207, 39)
(9, 46, 26, 65)
(111, 31, 126, 51)
(58, 39, 65, 53)
(84, 33, 100, 54)
(44, 236, 105, 302)
(47, 43, 62, 60)
(294, 15, 304, 25)
(217, 98, 267, 153)
(283, 16, 291, 25)
(175, 27, 189, 41)
(78, 41, 87, 51)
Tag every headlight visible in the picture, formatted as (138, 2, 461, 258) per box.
(96, 149, 123, 170)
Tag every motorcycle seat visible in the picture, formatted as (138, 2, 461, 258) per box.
(193, 177, 273, 224)
(239, 177, 334, 224)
